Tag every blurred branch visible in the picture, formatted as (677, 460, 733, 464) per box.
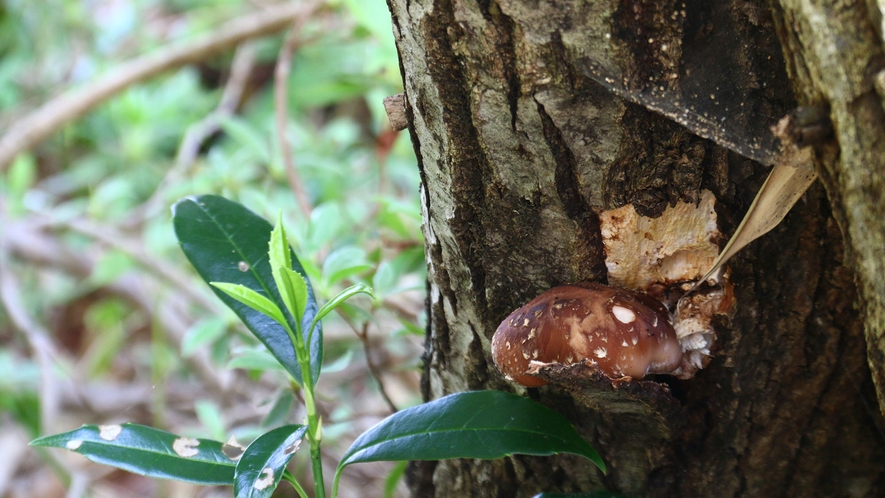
(130, 42, 259, 226)
(3, 220, 233, 394)
(59, 217, 222, 313)
(337, 312, 399, 414)
(274, 8, 321, 218)
(0, 230, 63, 435)
(0, 1, 322, 171)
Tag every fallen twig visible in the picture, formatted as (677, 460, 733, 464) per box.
(3, 220, 232, 394)
(274, 6, 322, 218)
(130, 41, 259, 226)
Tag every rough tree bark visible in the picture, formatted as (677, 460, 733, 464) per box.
(387, 0, 885, 496)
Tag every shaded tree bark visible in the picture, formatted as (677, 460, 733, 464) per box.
(387, 0, 885, 496)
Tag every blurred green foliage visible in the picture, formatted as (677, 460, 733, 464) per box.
(0, 0, 422, 494)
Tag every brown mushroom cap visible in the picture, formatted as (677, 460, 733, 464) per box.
(491, 282, 682, 387)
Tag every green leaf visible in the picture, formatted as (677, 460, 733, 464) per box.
(383, 460, 408, 498)
(269, 213, 293, 269)
(269, 216, 309, 326)
(333, 391, 605, 492)
(261, 391, 295, 429)
(234, 425, 307, 498)
(310, 283, 374, 336)
(30, 423, 235, 485)
(322, 349, 355, 374)
(181, 317, 228, 356)
(322, 246, 373, 286)
(371, 261, 399, 298)
(195, 400, 226, 442)
(227, 348, 286, 372)
(173, 195, 322, 387)
(210, 283, 288, 329)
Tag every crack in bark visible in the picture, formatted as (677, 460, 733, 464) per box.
(421, 0, 491, 316)
(535, 99, 608, 282)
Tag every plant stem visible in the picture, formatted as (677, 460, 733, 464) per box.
(293, 324, 326, 498)
(283, 471, 310, 498)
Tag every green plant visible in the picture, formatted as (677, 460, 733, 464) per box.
(31, 195, 605, 497)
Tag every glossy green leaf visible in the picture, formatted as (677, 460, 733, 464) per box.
(173, 195, 322, 386)
(334, 391, 605, 492)
(30, 423, 235, 485)
(269, 216, 309, 326)
(234, 425, 307, 498)
(309, 283, 374, 340)
(210, 282, 288, 329)
(227, 348, 286, 372)
(279, 267, 309, 329)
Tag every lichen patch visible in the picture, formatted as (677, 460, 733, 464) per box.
(98, 425, 122, 441)
(173, 437, 200, 458)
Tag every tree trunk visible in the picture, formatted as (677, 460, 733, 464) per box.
(387, 0, 885, 496)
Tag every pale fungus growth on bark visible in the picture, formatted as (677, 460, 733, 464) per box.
(172, 437, 200, 458)
(491, 283, 683, 387)
(98, 425, 122, 441)
(599, 190, 721, 291)
(599, 189, 735, 378)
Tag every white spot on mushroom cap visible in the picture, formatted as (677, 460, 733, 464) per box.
(594, 347, 607, 359)
(173, 437, 200, 457)
(254, 468, 275, 490)
(66, 440, 83, 450)
(612, 305, 636, 324)
(99, 425, 122, 441)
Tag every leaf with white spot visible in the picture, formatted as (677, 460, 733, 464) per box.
(234, 424, 307, 498)
(173, 195, 323, 387)
(30, 423, 235, 485)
